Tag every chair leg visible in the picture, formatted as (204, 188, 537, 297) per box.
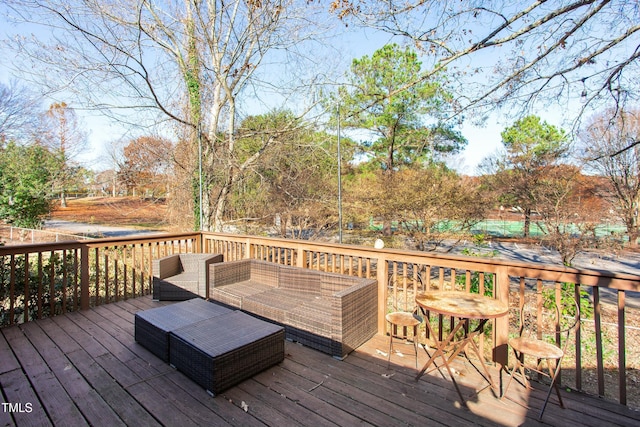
(413, 325, 419, 369)
(539, 359, 564, 420)
(502, 352, 531, 400)
(548, 359, 565, 408)
(517, 362, 530, 389)
(502, 365, 517, 399)
(387, 325, 394, 367)
(388, 324, 421, 370)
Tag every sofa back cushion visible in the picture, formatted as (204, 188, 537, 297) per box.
(210, 259, 251, 287)
(249, 260, 280, 287)
(178, 253, 206, 272)
(320, 274, 357, 298)
(278, 266, 321, 296)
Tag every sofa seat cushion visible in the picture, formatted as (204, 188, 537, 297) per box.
(154, 272, 200, 300)
(165, 272, 198, 286)
(243, 289, 316, 323)
(209, 281, 273, 309)
(286, 299, 332, 338)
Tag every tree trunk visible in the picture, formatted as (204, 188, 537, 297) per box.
(626, 215, 639, 248)
(382, 218, 393, 236)
(523, 207, 531, 238)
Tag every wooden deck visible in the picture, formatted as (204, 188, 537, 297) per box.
(1, 296, 639, 427)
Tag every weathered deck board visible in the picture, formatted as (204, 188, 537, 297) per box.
(2, 296, 640, 427)
(20, 320, 124, 427)
(2, 325, 87, 426)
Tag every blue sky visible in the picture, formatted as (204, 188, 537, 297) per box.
(0, 6, 564, 175)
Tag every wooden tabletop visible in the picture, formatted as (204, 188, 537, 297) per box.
(415, 291, 509, 320)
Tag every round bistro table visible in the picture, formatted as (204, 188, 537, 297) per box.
(415, 291, 509, 404)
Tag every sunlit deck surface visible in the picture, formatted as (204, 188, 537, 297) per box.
(2, 296, 639, 427)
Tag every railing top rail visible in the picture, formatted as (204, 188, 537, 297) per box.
(0, 240, 87, 254)
(0, 232, 200, 255)
(83, 232, 200, 248)
(2, 231, 638, 291)
(202, 232, 640, 289)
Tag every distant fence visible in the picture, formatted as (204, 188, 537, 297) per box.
(368, 217, 629, 241)
(0, 225, 93, 245)
(470, 219, 628, 239)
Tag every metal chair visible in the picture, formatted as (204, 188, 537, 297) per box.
(502, 297, 581, 420)
(385, 270, 423, 368)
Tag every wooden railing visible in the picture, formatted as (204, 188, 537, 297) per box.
(201, 232, 640, 407)
(0, 233, 199, 325)
(2, 231, 640, 407)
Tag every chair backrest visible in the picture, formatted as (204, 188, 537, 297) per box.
(388, 264, 424, 313)
(517, 296, 581, 351)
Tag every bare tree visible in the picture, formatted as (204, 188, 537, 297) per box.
(0, 80, 42, 143)
(580, 109, 640, 247)
(332, 1, 640, 130)
(40, 102, 88, 207)
(5, 0, 333, 230)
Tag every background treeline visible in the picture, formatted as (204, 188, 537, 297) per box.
(1, 43, 639, 269)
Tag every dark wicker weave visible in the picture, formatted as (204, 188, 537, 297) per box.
(169, 311, 284, 396)
(134, 298, 232, 362)
(152, 253, 223, 300)
(208, 259, 378, 359)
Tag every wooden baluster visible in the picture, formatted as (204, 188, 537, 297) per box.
(114, 253, 119, 302)
(73, 248, 79, 310)
(62, 249, 68, 313)
(49, 250, 55, 317)
(618, 290, 626, 405)
(575, 283, 583, 392)
(593, 286, 605, 397)
(105, 249, 110, 305)
(132, 244, 137, 298)
(23, 253, 30, 323)
(9, 255, 15, 325)
(465, 270, 471, 292)
(37, 253, 43, 319)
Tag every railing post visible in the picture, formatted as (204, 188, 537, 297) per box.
(376, 254, 389, 335)
(245, 237, 253, 259)
(494, 266, 510, 367)
(196, 233, 203, 253)
(80, 245, 90, 310)
(296, 244, 307, 268)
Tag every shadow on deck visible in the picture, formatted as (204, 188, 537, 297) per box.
(1, 296, 639, 426)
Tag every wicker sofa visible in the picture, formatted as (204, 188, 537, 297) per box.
(208, 259, 378, 359)
(152, 253, 223, 300)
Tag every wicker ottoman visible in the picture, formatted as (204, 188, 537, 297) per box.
(135, 298, 233, 362)
(169, 311, 285, 396)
